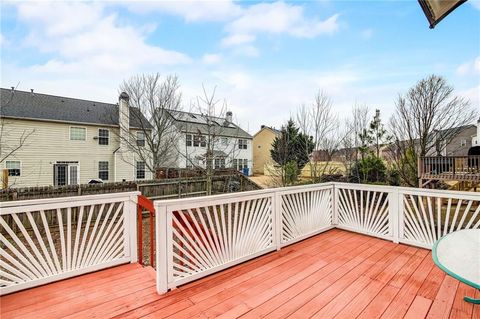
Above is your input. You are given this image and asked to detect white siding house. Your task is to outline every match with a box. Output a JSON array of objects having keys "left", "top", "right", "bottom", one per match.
[
  {"left": 0, "top": 88, "right": 153, "bottom": 188},
  {"left": 167, "top": 110, "right": 253, "bottom": 175}
]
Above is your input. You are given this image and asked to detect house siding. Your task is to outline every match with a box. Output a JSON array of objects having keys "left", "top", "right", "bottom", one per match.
[
  {"left": 253, "top": 128, "right": 279, "bottom": 174},
  {"left": 1, "top": 118, "right": 152, "bottom": 188},
  {"left": 176, "top": 133, "right": 253, "bottom": 175}
]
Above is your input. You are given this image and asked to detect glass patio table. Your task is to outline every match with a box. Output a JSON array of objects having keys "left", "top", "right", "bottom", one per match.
[{"left": 432, "top": 229, "right": 480, "bottom": 304}]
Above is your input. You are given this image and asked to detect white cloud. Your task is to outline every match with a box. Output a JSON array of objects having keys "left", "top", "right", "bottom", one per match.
[
  {"left": 13, "top": 2, "right": 190, "bottom": 75},
  {"left": 470, "top": 0, "right": 480, "bottom": 10},
  {"left": 124, "top": 0, "right": 242, "bottom": 22},
  {"left": 218, "top": 2, "right": 339, "bottom": 56},
  {"left": 221, "top": 34, "right": 256, "bottom": 47},
  {"left": 456, "top": 57, "right": 480, "bottom": 76},
  {"left": 361, "top": 28, "right": 373, "bottom": 40},
  {"left": 202, "top": 53, "right": 222, "bottom": 64}
]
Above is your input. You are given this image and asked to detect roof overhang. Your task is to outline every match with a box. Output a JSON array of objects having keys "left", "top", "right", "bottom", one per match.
[{"left": 418, "top": 0, "right": 467, "bottom": 28}]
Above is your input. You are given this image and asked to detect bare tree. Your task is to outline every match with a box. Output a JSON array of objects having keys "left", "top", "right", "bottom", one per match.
[
  {"left": 118, "top": 73, "right": 182, "bottom": 176},
  {"left": 389, "top": 74, "right": 477, "bottom": 186},
  {"left": 186, "top": 85, "right": 243, "bottom": 195},
  {"left": 339, "top": 104, "right": 370, "bottom": 180},
  {"left": 296, "top": 91, "right": 341, "bottom": 182}
]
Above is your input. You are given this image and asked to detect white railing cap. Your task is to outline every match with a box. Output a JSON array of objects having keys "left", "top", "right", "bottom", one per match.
[{"left": 0, "top": 191, "right": 141, "bottom": 209}]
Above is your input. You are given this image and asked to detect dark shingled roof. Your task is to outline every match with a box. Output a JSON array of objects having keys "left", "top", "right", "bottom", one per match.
[
  {"left": 167, "top": 110, "right": 252, "bottom": 139},
  {"left": 0, "top": 88, "right": 152, "bottom": 129}
]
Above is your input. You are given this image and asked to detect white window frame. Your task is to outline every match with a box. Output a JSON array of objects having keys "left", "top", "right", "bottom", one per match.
[
  {"left": 98, "top": 161, "right": 109, "bottom": 181},
  {"left": 98, "top": 128, "right": 109, "bottom": 145},
  {"left": 136, "top": 161, "right": 146, "bottom": 179},
  {"left": 5, "top": 160, "right": 21, "bottom": 177},
  {"left": 460, "top": 139, "right": 467, "bottom": 147},
  {"left": 69, "top": 126, "right": 87, "bottom": 141},
  {"left": 238, "top": 139, "right": 248, "bottom": 150},
  {"left": 54, "top": 161, "right": 80, "bottom": 186}
]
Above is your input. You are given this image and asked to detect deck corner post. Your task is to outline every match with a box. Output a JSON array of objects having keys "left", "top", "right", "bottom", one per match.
[
  {"left": 331, "top": 183, "right": 339, "bottom": 226},
  {"left": 388, "top": 188, "right": 399, "bottom": 244},
  {"left": 156, "top": 203, "right": 169, "bottom": 294}
]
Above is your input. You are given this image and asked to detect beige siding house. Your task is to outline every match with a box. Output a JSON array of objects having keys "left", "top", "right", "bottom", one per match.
[
  {"left": 0, "top": 88, "right": 153, "bottom": 188},
  {"left": 252, "top": 125, "right": 280, "bottom": 174}
]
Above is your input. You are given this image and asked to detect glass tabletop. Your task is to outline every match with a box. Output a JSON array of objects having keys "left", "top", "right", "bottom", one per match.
[{"left": 432, "top": 229, "right": 480, "bottom": 290}]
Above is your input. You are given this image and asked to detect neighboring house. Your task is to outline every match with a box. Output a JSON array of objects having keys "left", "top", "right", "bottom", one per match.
[
  {"left": 252, "top": 125, "right": 281, "bottom": 175},
  {"left": 425, "top": 124, "right": 477, "bottom": 156},
  {"left": 471, "top": 117, "right": 480, "bottom": 147},
  {"left": 166, "top": 110, "right": 254, "bottom": 175},
  {"left": 0, "top": 88, "right": 153, "bottom": 188}
]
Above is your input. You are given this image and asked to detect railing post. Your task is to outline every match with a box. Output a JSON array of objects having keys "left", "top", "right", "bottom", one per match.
[
  {"left": 332, "top": 183, "right": 338, "bottom": 226},
  {"left": 397, "top": 189, "right": 404, "bottom": 243},
  {"left": 156, "top": 203, "right": 168, "bottom": 294},
  {"left": 127, "top": 195, "right": 138, "bottom": 263},
  {"left": 388, "top": 188, "right": 399, "bottom": 244},
  {"left": 273, "top": 191, "right": 282, "bottom": 250}
]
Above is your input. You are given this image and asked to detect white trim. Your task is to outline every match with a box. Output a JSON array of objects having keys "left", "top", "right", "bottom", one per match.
[
  {"left": 69, "top": 125, "right": 87, "bottom": 141},
  {"left": 1, "top": 115, "right": 150, "bottom": 130},
  {"left": 5, "top": 160, "right": 22, "bottom": 177},
  {"left": 98, "top": 128, "right": 110, "bottom": 145}
]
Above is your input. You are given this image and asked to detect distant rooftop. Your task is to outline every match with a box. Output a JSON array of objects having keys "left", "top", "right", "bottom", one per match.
[
  {"left": 0, "top": 88, "right": 152, "bottom": 129},
  {"left": 167, "top": 109, "right": 252, "bottom": 139}
]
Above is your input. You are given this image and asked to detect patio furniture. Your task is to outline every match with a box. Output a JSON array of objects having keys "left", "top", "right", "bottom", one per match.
[{"left": 432, "top": 229, "right": 480, "bottom": 304}]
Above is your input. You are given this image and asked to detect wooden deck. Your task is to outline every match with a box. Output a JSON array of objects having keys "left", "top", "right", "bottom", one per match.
[{"left": 1, "top": 229, "right": 478, "bottom": 319}]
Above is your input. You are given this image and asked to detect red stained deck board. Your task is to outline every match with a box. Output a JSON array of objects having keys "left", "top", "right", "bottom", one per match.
[
  {"left": 0, "top": 229, "right": 470, "bottom": 319},
  {"left": 404, "top": 296, "right": 433, "bottom": 319}
]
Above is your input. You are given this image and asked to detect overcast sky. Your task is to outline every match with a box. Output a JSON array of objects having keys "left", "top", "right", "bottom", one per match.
[{"left": 1, "top": 1, "right": 479, "bottom": 134}]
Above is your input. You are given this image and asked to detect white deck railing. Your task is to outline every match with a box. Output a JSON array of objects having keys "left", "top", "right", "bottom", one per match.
[
  {"left": 155, "top": 182, "right": 480, "bottom": 293},
  {"left": 0, "top": 192, "right": 139, "bottom": 295}
]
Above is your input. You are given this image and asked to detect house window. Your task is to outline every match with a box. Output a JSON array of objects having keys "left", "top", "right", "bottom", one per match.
[
  {"left": 70, "top": 127, "right": 86, "bottom": 140},
  {"left": 136, "top": 161, "right": 146, "bottom": 179},
  {"left": 98, "top": 129, "right": 109, "bottom": 145},
  {"left": 136, "top": 132, "right": 145, "bottom": 147},
  {"left": 243, "top": 159, "right": 248, "bottom": 169},
  {"left": 186, "top": 134, "right": 192, "bottom": 147},
  {"left": 98, "top": 161, "right": 109, "bottom": 181},
  {"left": 460, "top": 139, "right": 467, "bottom": 147},
  {"left": 238, "top": 139, "right": 248, "bottom": 149},
  {"left": 193, "top": 135, "right": 206, "bottom": 147},
  {"left": 232, "top": 159, "right": 237, "bottom": 169},
  {"left": 6, "top": 161, "right": 20, "bottom": 176},
  {"left": 54, "top": 161, "right": 79, "bottom": 186},
  {"left": 214, "top": 158, "right": 226, "bottom": 169}
]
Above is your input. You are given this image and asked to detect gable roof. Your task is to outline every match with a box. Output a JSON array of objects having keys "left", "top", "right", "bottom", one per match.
[
  {"left": 167, "top": 110, "right": 252, "bottom": 139},
  {"left": 0, "top": 88, "right": 152, "bottom": 129},
  {"left": 253, "top": 125, "right": 281, "bottom": 138}
]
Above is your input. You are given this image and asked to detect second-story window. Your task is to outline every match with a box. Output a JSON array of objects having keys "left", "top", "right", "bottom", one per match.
[
  {"left": 193, "top": 135, "right": 206, "bottom": 147},
  {"left": 186, "top": 134, "right": 192, "bottom": 146},
  {"left": 238, "top": 139, "right": 247, "bottom": 149},
  {"left": 98, "top": 129, "right": 109, "bottom": 145},
  {"left": 460, "top": 139, "right": 467, "bottom": 147},
  {"left": 136, "top": 132, "right": 145, "bottom": 147},
  {"left": 70, "top": 127, "right": 86, "bottom": 140}
]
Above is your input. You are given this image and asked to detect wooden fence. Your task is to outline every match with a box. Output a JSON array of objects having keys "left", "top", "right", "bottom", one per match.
[{"left": 0, "top": 174, "right": 261, "bottom": 202}]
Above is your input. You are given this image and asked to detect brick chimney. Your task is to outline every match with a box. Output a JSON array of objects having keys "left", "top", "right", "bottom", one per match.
[{"left": 119, "top": 92, "right": 130, "bottom": 150}]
